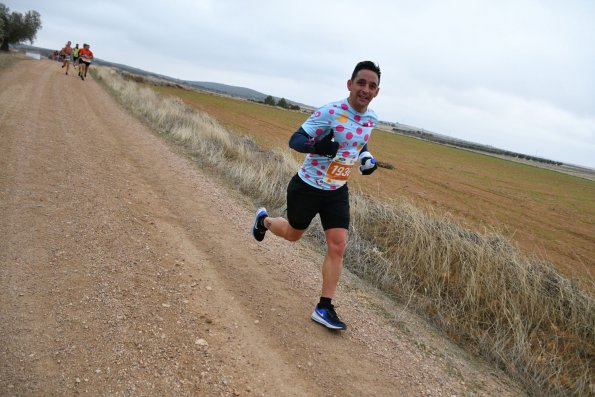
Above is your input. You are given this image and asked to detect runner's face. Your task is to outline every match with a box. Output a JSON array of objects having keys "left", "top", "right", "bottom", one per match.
[{"left": 347, "top": 69, "right": 380, "bottom": 113}]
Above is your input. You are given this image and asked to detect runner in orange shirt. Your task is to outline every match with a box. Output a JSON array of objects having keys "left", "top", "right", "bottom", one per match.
[
  {"left": 77, "top": 43, "right": 94, "bottom": 81},
  {"left": 60, "top": 41, "right": 73, "bottom": 75}
]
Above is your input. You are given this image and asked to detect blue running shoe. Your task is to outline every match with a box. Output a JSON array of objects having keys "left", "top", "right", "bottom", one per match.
[
  {"left": 252, "top": 207, "right": 268, "bottom": 242},
  {"left": 311, "top": 304, "right": 347, "bottom": 330}
]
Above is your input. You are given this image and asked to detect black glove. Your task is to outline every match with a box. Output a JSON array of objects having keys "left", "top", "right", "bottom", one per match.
[{"left": 313, "top": 129, "right": 339, "bottom": 158}]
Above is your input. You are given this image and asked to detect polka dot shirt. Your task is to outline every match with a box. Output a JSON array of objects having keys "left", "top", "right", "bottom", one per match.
[{"left": 298, "top": 99, "right": 377, "bottom": 190}]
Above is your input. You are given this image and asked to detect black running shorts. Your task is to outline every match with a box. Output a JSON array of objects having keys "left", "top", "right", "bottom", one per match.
[{"left": 286, "top": 174, "right": 350, "bottom": 230}]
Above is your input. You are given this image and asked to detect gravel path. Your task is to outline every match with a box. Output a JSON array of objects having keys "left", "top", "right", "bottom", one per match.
[{"left": 0, "top": 59, "right": 524, "bottom": 396}]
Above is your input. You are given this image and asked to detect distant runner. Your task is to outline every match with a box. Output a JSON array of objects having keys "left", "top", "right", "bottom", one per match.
[
  {"left": 60, "top": 41, "right": 73, "bottom": 75},
  {"left": 72, "top": 44, "right": 80, "bottom": 66},
  {"left": 78, "top": 43, "right": 94, "bottom": 81},
  {"left": 252, "top": 61, "right": 381, "bottom": 331}
]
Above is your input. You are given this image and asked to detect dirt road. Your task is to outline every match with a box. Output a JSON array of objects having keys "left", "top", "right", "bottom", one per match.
[{"left": 0, "top": 59, "right": 523, "bottom": 396}]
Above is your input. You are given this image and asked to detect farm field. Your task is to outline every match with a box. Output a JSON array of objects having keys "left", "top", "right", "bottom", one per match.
[{"left": 155, "top": 86, "right": 595, "bottom": 284}]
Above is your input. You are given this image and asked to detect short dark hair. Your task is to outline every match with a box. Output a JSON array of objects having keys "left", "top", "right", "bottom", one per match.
[{"left": 351, "top": 61, "right": 381, "bottom": 84}]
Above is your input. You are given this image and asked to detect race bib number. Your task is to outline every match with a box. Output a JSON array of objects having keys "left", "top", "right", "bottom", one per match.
[
  {"left": 326, "top": 161, "right": 353, "bottom": 181},
  {"left": 324, "top": 157, "right": 356, "bottom": 185}
]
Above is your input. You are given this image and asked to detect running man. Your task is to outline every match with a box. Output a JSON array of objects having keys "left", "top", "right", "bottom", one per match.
[
  {"left": 72, "top": 44, "right": 80, "bottom": 66},
  {"left": 60, "top": 41, "right": 73, "bottom": 75},
  {"left": 252, "top": 61, "right": 381, "bottom": 331},
  {"left": 78, "top": 43, "right": 94, "bottom": 80}
]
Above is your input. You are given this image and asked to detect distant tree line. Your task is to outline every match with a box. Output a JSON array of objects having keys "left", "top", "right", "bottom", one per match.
[
  {"left": 254, "top": 95, "right": 300, "bottom": 111},
  {"left": 393, "top": 127, "right": 564, "bottom": 166},
  {"left": 0, "top": 3, "right": 41, "bottom": 52}
]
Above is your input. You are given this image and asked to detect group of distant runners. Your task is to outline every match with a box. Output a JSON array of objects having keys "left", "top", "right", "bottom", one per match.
[{"left": 59, "top": 40, "right": 94, "bottom": 80}]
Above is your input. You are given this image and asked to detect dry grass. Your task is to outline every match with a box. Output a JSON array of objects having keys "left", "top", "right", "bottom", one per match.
[
  {"left": 347, "top": 195, "right": 594, "bottom": 396},
  {"left": 0, "top": 50, "right": 27, "bottom": 70},
  {"left": 92, "top": 67, "right": 594, "bottom": 397}
]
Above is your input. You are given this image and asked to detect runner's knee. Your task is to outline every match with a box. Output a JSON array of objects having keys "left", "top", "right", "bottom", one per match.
[{"left": 326, "top": 237, "right": 347, "bottom": 256}]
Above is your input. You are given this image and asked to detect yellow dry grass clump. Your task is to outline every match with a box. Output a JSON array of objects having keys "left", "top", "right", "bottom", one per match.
[{"left": 92, "top": 67, "right": 594, "bottom": 397}]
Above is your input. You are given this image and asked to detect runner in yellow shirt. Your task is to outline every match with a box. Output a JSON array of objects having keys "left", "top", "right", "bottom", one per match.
[{"left": 72, "top": 44, "right": 80, "bottom": 67}]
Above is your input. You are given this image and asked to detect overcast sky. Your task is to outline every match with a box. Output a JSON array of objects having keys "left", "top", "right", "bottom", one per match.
[{"left": 6, "top": 0, "right": 595, "bottom": 168}]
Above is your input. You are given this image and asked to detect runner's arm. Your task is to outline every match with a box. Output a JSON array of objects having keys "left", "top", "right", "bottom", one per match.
[
  {"left": 291, "top": 129, "right": 371, "bottom": 156},
  {"left": 288, "top": 127, "right": 316, "bottom": 153},
  {"left": 289, "top": 127, "right": 339, "bottom": 158}
]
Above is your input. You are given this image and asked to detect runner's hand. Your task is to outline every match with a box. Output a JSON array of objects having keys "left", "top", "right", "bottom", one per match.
[
  {"left": 313, "top": 130, "right": 339, "bottom": 158},
  {"left": 359, "top": 156, "right": 378, "bottom": 175}
]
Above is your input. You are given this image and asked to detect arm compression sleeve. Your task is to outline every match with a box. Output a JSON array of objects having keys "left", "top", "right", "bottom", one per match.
[{"left": 288, "top": 127, "right": 315, "bottom": 153}]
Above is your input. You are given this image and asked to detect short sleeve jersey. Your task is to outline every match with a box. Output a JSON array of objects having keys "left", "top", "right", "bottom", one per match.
[
  {"left": 79, "top": 48, "right": 93, "bottom": 61},
  {"left": 298, "top": 99, "right": 377, "bottom": 190}
]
